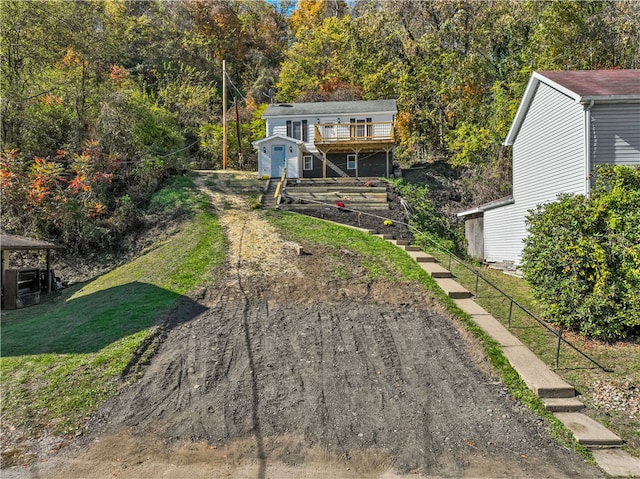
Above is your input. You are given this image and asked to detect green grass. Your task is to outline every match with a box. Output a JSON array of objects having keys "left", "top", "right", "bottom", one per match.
[{"left": 0, "top": 175, "right": 227, "bottom": 435}]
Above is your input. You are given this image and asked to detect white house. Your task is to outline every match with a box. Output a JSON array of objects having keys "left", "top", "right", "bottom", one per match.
[
  {"left": 253, "top": 100, "right": 397, "bottom": 179},
  {"left": 459, "top": 69, "right": 640, "bottom": 268}
]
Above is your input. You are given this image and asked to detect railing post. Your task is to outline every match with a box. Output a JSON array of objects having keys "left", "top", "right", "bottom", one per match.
[
  {"left": 555, "top": 327, "right": 563, "bottom": 370},
  {"left": 508, "top": 299, "right": 513, "bottom": 328},
  {"left": 448, "top": 252, "right": 452, "bottom": 271},
  {"left": 475, "top": 270, "right": 479, "bottom": 297}
]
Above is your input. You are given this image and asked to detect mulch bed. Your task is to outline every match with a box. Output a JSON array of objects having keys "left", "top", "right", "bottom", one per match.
[{"left": 281, "top": 184, "right": 415, "bottom": 242}]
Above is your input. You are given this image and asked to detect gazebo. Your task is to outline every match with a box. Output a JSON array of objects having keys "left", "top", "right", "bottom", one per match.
[{"left": 1, "top": 231, "right": 63, "bottom": 309}]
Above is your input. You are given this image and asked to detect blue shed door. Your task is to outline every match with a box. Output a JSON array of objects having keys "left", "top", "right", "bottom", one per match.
[{"left": 271, "top": 145, "right": 286, "bottom": 177}]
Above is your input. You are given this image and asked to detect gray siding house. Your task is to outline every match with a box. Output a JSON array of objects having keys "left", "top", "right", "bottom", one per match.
[
  {"left": 459, "top": 69, "right": 640, "bottom": 268},
  {"left": 253, "top": 100, "right": 397, "bottom": 178}
]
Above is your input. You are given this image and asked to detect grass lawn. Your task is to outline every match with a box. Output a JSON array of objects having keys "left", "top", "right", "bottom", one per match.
[{"left": 0, "top": 175, "right": 226, "bottom": 436}]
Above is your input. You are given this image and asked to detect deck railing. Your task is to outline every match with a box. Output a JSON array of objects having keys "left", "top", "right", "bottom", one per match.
[{"left": 314, "top": 121, "right": 394, "bottom": 143}]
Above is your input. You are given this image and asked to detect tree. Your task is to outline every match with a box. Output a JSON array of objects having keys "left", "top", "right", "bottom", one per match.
[{"left": 276, "top": 15, "right": 359, "bottom": 101}]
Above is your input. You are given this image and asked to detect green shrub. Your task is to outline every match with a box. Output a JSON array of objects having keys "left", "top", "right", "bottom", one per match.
[
  {"left": 521, "top": 165, "right": 640, "bottom": 342},
  {"left": 391, "top": 179, "right": 461, "bottom": 253}
]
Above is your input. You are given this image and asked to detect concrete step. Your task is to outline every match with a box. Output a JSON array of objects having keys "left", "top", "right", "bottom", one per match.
[
  {"left": 375, "top": 233, "right": 394, "bottom": 240},
  {"left": 590, "top": 448, "right": 640, "bottom": 477},
  {"left": 404, "top": 245, "right": 421, "bottom": 252},
  {"left": 554, "top": 413, "right": 624, "bottom": 447},
  {"left": 544, "top": 397, "right": 585, "bottom": 412},
  {"left": 395, "top": 239, "right": 411, "bottom": 246},
  {"left": 419, "top": 262, "right": 453, "bottom": 278},
  {"left": 433, "top": 278, "right": 472, "bottom": 299},
  {"left": 502, "top": 345, "right": 576, "bottom": 398},
  {"left": 405, "top": 250, "right": 435, "bottom": 263}
]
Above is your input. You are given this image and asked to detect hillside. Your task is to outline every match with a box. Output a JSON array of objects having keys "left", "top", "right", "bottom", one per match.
[{"left": 1, "top": 171, "right": 605, "bottom": 479}]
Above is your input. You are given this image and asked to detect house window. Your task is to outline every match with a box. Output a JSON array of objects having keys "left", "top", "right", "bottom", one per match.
[
  {"left": 303, "top": 155, "right": 313, "bottom": 170},
  {"left": 286, "top": 120, "right": 308, "bottom": 142},
  {"left": 347, "top": 154, "right": 356, "bottom": 170}
]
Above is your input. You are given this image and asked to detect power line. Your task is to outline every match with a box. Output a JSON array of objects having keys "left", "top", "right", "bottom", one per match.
[
  {"left": 224, "top": 71, "right": 246, "bottom": 102},
  {"left": 157, "top": 140, "right": 199, "bottom": 158}
]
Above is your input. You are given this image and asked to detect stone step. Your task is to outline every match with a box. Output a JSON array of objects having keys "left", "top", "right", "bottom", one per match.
[
  {"left": 395, "top": 239, "right": 411, "bottom": 246},
  {"left": 554, "top": 413, "right": 624, "bottom": 447},
  {"left": 544, "top": 397, "right": 585, "bottom": 412},
  {"left": 404, "top": 245, "right": 421, "bottom": 252},
  {"left": 419, "top": 262, "right": 453, "bottom": 278},
  {"left": 433, "top": 278, "right": 472, "bottom": 299}
]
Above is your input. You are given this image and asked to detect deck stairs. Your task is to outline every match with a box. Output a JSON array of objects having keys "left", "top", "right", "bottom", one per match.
[{"left": 325, "top": 158, "right": 350, "bottom": 177}]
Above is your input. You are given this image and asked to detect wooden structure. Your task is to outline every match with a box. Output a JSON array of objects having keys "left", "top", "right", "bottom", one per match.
[{"left": 1, "top": 231, "right": 63, "bottom": 309}]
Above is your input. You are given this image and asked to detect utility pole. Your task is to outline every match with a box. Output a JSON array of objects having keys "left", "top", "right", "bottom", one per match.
[{"left": 222, "top": 60, "right": 227, "bottom": 170}]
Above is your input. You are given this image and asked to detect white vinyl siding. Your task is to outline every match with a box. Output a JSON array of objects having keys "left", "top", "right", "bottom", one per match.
[
  {"left": 484, "top": 203, "right": 524, "bottom": 265},
  {"left": 590, "top": 103, "right": 640, "bottom": 170},
  {"left": 484, "top": 82, "right": 587, "bottom": 265},
  {"left": 255, "top": 137, "right": 301, "bottom": 178}
]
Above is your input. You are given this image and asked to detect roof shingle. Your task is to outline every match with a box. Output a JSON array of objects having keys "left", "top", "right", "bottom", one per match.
[{"left": 539, "top": 70, "right": 640, "bottom": 98}]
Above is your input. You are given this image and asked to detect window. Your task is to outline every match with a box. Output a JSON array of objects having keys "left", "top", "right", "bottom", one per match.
[
  {"left": 286, "top": 120, "right": 308, "bottom": 141},
  {"left": 303, "top": 155, "right": 313, "bottom": 170},
  {"left": 347, "top": 154, "right": 356, "bottom": 170}
]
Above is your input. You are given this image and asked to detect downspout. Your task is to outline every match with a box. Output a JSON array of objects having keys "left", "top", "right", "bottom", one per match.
[{"left": 585, "top": 100, "right": 595, "bottom": 196}]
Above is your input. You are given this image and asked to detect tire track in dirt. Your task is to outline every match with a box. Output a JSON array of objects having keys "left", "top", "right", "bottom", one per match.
[{"left": 9, "top": 171, "right": 606, "bottom": 479}]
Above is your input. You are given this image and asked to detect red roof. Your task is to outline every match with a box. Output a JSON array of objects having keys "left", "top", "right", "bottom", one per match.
[{"left": 539, "top": 70, "right": 640, "bottom": 98}]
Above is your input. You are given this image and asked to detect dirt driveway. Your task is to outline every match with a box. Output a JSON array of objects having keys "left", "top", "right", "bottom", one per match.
[{"left": 6, "top": 171, "right": 605, "bottom": 479}]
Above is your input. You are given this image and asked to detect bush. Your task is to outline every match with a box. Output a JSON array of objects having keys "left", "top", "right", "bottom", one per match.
[
  {"left": 521, "top": 165, "right": 640, "bottom": 342},
  {"left": 391, "top": 179, "right": 462, "bottom": 253}
]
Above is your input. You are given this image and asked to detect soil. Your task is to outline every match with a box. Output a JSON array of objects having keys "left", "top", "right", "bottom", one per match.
[
  {"left": 280, "top": 181, "right": 415, "bottom": 243},
  {"left": 1, "top": 171, "right": 605, "bottom": 479}
]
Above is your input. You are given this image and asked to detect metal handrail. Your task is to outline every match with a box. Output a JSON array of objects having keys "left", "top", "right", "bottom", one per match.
[{"left": 416, "top": 233, "right": 612, "bottom": 372}]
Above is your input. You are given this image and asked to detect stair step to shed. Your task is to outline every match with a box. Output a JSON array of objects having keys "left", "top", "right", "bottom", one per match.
[
  {"left": 434, "top": 278, "right": 472, "bottom": 299},
  {"left": 590, "top": 448, "right": 640, "bottom": 477},
  {"left": 554, "top": 413, "right": 624, "bottom": 447},
  {"left": 419, "top": 262, "right": 453, "bottom": 278},
  {"left": 405, "top": 250, "right": 435, "bottom": 263},
  {"left": 544, "top": 397, "right": 585, "bottom": 412},
  {"left": 416, "top": 255, "right": 436, "bottom": 263}
]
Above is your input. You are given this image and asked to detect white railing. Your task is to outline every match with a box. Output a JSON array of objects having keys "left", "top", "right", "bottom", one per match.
[{"left": 314, "top": 122, "right": 394, "bottom": 143}]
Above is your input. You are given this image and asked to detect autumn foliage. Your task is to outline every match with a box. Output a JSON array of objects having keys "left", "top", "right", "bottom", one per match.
[{"left": 1, "top": 143, "right": 122, "bottom": 254}]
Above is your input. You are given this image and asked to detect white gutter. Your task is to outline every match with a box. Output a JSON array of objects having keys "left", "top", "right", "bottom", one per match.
[{"left": 584, "top": 100, "right": 595, "bottom": 196}]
